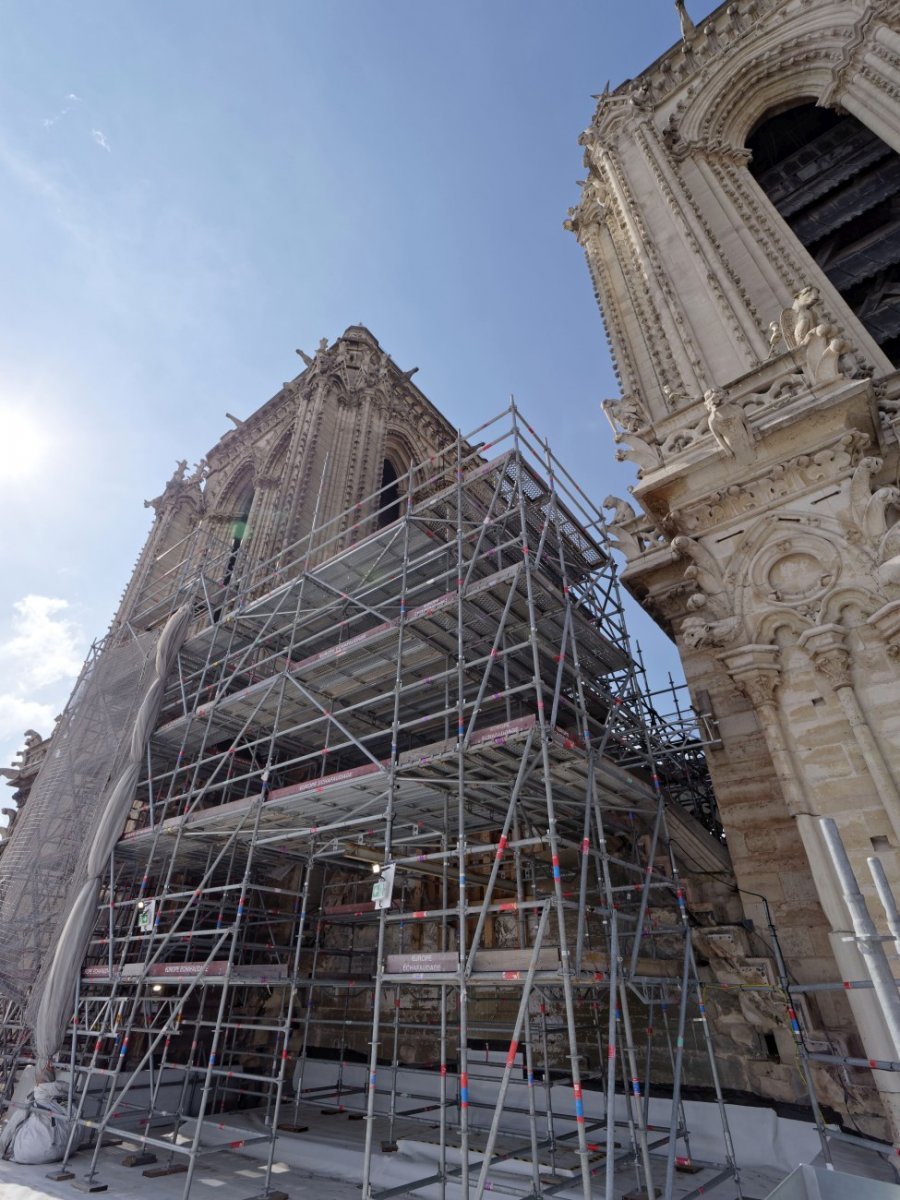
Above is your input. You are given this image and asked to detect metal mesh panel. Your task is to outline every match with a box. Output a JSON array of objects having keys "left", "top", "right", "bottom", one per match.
[{"left": 0, "top": 631, "right": 157, "bottom": 1008}]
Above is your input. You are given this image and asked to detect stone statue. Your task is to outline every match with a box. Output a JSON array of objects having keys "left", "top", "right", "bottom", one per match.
[
  {"left": 602, "top": 496, "right": 642, "bottom": 559},
  {"left": 781, "top": 286, "right": 820, "bottom": 348},
  {"left": 629, "top": 78, "right": 652, "bottom": 109},
  {"left": 849, "top": 456, "right": 886, "bottom": 535},
  {"left": 704, "top": 389, "right": 754, "bottom": 460},
  {"left": 145, "top": 459, "right": 189, "bottom": 511},
  {"left": 662, "top": 385, "right": 694, "bottom": 410},
  {"left": 296, "top": 347, "right": 315, "bottom": 367},
  {"left": 848, "top": 457, "right": 900, "bottom": 591},
  {"left": 767, "top": 322, "right": 783, "bottom": 357},
  {"left": 602, "top": 395, "right": 661, "bottom": 476},
  {"left": 672, "top": 535, "right": 743, "bottom": 648},
  {"left": 778, "top": 286, "right": 849, "bottom": 385},
  {"left": 675, "top": 0, "right": 695, "bottom": 42},
  {"left": 615, "top": 436, "right": 661, "bottom": 476},
  {"left": 602, "top": 395, "right": 651, "bottom": 438},
  {"left": 188, "top": 458, "right": 209, "bottom": 484}
]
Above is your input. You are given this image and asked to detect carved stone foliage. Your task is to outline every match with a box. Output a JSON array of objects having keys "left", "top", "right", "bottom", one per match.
[
  {"left": 799, "top": 624, "right": 853, "bottom": 692},
  {"left": 720, "top": 643, "right": 783, "bottom": 711},
  {"left": 675, "top": 431, "right": 870, "bottom": 533}
]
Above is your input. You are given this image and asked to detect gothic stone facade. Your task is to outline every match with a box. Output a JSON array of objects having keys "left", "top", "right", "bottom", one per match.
[
  {"left": 115, "top": 326, "right": 456, "bottom": 637},
  {"left": 569, "top": 0, "right": 900, "bottom": 1141}
]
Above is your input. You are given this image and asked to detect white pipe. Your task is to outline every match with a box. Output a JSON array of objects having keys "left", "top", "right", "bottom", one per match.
[
  {"left": 820, "top": 819, "right": 900, "bottom": 1059},
  {"left": 868, "top": 856, "right": 900, "bottom": 960}
]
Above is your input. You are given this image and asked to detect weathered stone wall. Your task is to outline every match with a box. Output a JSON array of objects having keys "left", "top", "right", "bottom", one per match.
[{"left": 570, "top": 0, "right": 900, "bottom": 1142}]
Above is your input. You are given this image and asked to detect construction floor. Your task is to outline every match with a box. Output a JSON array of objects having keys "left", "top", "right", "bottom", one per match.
[{"left": 0, "top": 1106, "right": 800, "bottom": 1200}]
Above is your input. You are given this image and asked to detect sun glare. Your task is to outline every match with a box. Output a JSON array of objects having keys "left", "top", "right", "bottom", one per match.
[{"left": 0, "top": 404, "right": 51, "bottom": 483}]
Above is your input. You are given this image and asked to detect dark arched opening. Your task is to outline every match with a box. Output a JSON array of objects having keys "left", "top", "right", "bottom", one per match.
[
  {"left": 217, "top": 486, "right": 255, "bottom": 617},
  {"left": 377, "top": 459, "right": 402, "bottom": 528},
  {"left": 747, "top": 103, "right": 900, "bottom": 365}
]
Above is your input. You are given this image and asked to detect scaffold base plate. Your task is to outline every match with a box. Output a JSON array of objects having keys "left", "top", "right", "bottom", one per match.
[
  {"left": 143, "top": 1163, "right": 188, "bottom": 1177},
  {"left": 45, "top": 1170, "right": 74, "bottom": 1181},
  {"left": 71, "top": 1181, "right": 108, "bottom": 1193}
]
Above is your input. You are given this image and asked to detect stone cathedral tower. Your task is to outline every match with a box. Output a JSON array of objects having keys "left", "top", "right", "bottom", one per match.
[
  {"left": 569, "top": 0, "right": 900, "bottom": 1141},
  {"left": 115, "top": 327, "right": 454, "bottom": 636}
]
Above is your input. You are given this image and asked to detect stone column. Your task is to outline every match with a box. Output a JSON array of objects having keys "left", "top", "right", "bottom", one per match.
[
  {"left": 799, "top": 624, "right": 900, "bottom": 846},
  {"left": 721, "top": 642, "right": 900, "bottom": 1144},
  {"left": 869, "top": 599, "right": 900, "bottom": 660},
  {"left": 718, "top": 645, "right": 805, "bottom": 817}
]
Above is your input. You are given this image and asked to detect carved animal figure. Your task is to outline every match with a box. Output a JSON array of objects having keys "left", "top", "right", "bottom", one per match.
[
  {"left": 675, "top": 0, "right": 695, "bottom": 41},
  {"left": 671, "top": 536, "right": 744, "bottom": 649},
  {"left": 704, "top": 389, "right": 754, "bottom": 460},
  {"left": 615, "top": 437, "right": 661, "bottom": 476},
  {"left": 601, "top": 395, "right": 650, "bottom": 437},
  {"left": 778, "top": 286, "right": 849, "bottom": 385},
  {"left": 671, "top": 535, "right": 730, "bottom": 616},
  {"left": 602, "top": 496, "right": 641, "bottom": 559},
  {"left": 780, "top": 287, "right": 820, "bottom": 349}
]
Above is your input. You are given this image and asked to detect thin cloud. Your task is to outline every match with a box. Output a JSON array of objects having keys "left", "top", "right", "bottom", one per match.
[
  {"left": 0, "top": 595, "right": 84, "bottom": 691},
  {"left": 91, "top": 129, "right": 111, "bottom": 153},
  {"left": 42, "top": 93, "right": 81, "bottom": 129},
  {"left": 0, "top": 595, "right": 85, "bottom": 774},
  {"left": 0, "top": 695, "right": 56, "bottom": 749}
]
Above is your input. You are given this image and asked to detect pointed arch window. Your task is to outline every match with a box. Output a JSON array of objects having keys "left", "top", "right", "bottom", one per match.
[
  {"left": 747, "top": 102, "right": 900, "bottom": 365},
  {"left": 221, "top": 481, "right": 255, "bottom": 592},
  {"left": 377, "top": 458, "right": 402, "bottom": 529}
]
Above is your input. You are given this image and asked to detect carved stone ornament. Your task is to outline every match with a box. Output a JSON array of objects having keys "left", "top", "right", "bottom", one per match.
[
  {"left": 778, "top": 286, "right": 851, "bottom": 387},
  {"left": 847, "top": 456, "right": 900, "bottom": 592},
  {"left": 602, "top": 496, "right": 667, "bottom": 561},
  {"left": 704, "top": 388, "right": 755, "bottom": 461},
  {"left": 671, "top": 535, "right": 744, "bottom": 649},
  {"left": 798, "top": 624, "right": 853, "bottom": 692},
  {"left": 144, "top": 458, "right": 202, "bottom": 512},
  {"left": 675, "top": 431, "right": 870, "bottom": 534},
  {"left": 868, "top": 599, "right": 900, "bottom": 659},
  {"left": 602, "top": 495, "right": 640, "bottom": 558},
  {"left": 719, "top": 644, "right": 782, "bottom": 711},
  {"left": 748, "top": 531, "right": 842, "bottom": 613},
  {"left": 601, "top": 396, "right": 662, "bottom": 477}
]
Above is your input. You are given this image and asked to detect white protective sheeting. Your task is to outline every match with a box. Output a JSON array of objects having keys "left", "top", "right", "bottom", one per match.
[{"left": 0, "top": 1083, "right": 83, "bottom": 1165}]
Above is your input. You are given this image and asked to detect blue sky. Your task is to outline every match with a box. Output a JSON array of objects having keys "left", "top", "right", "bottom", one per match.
[{"left": 0, "top": 0, "right": 719, "bottom": 773}]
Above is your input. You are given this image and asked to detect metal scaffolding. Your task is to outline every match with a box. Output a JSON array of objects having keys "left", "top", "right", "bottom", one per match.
[{"left": 5, "top": 406, "right": 746, "bottom": 1198}]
